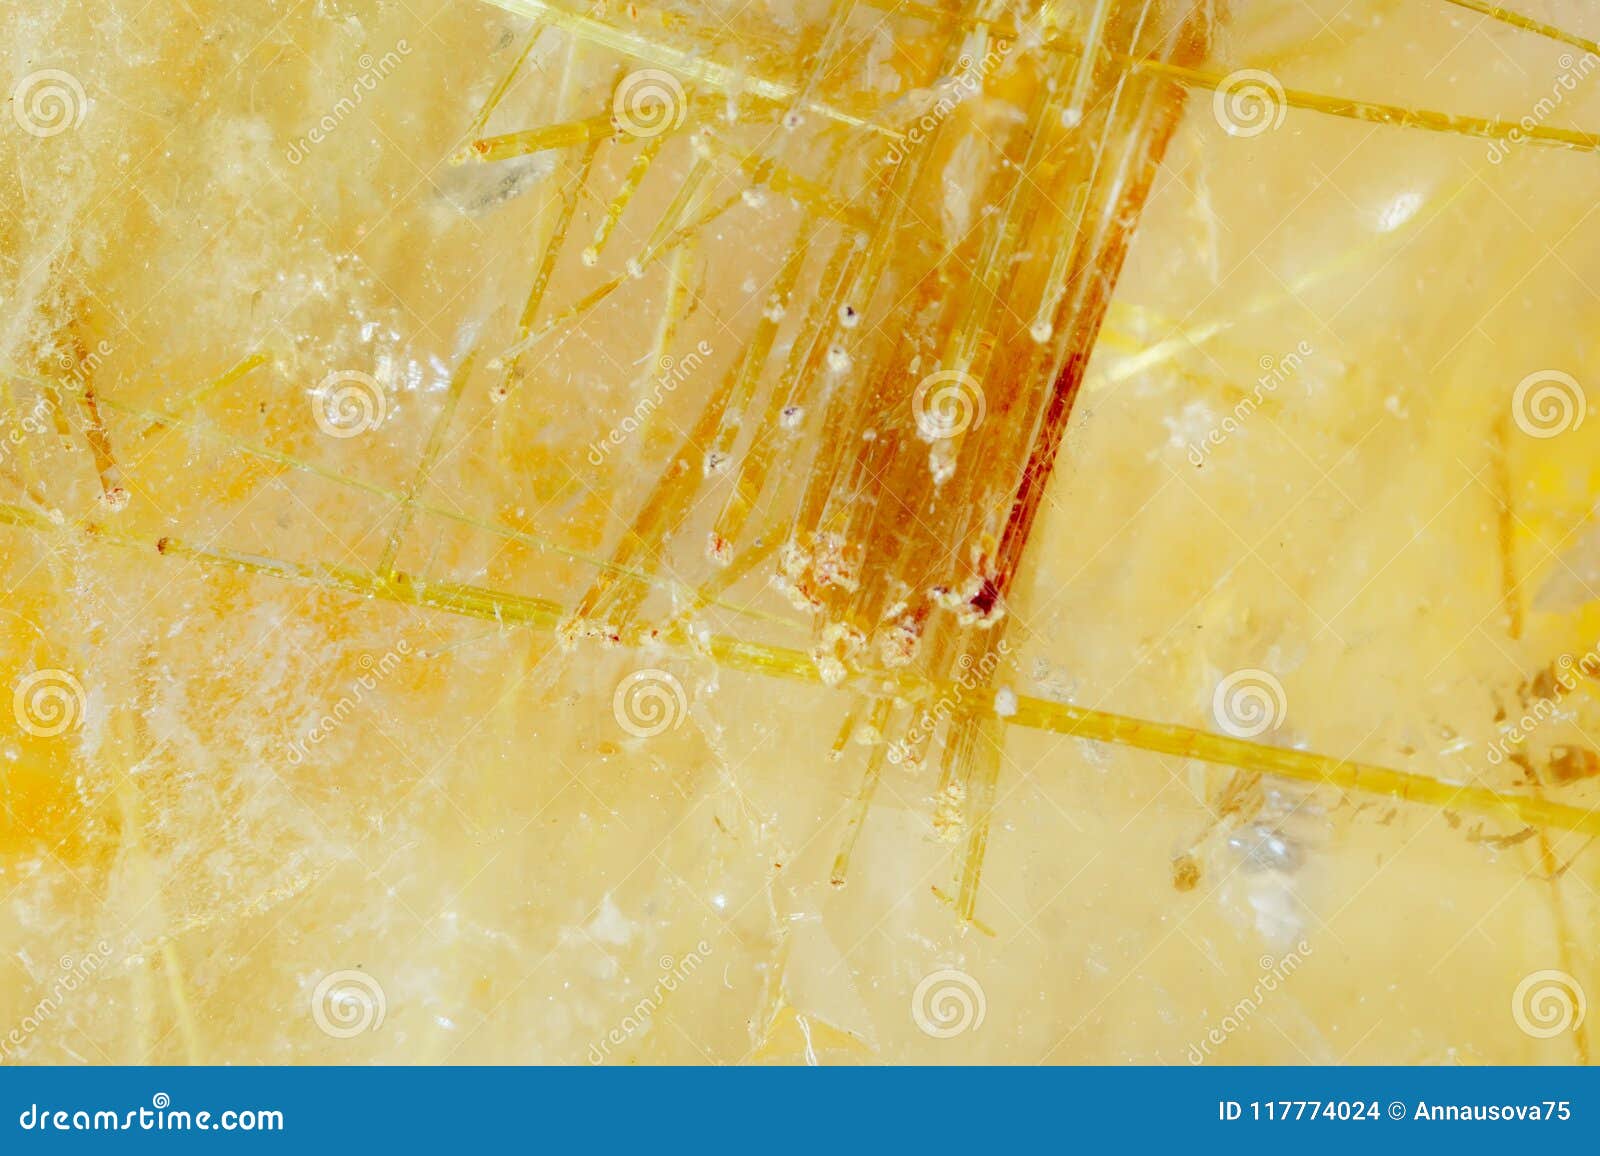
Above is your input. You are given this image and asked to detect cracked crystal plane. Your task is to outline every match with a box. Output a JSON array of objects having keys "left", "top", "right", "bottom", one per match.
[{"left": 1, "top": 0, "right": 1599, "bottom": 1064}]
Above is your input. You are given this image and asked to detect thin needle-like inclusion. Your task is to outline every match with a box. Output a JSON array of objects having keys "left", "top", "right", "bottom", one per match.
[
  {"left": 0, "top": 496, "right": 1593, "bottom": 841},
  {"left": 480, "top": 0, "right": 902, "bottom": 136},
  {"left": 455, "top": 0, "right": 1600, "bottom": 913},
  {"left": 15, "top": 0, "right": 1593, "bottom": 936}
]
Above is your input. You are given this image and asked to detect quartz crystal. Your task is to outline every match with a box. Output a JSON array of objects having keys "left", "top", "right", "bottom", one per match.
[{"left": 2, "top": 0, "right": 1599, "bottom": 1064}]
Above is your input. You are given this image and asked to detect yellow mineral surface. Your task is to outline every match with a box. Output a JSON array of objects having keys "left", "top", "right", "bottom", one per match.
[{"left": 2, "top": 0, "right": 1599, "bottom": 1064}]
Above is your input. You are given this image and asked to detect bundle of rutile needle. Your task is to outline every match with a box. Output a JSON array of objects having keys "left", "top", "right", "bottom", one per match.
[{"left": 469, "top": 0, "right": 1210, "bottom": 908}]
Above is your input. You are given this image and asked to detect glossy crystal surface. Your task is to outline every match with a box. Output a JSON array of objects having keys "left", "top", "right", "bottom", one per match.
[{"left": 2, "top": 0, "right": 1599, "bottom": 1064}]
